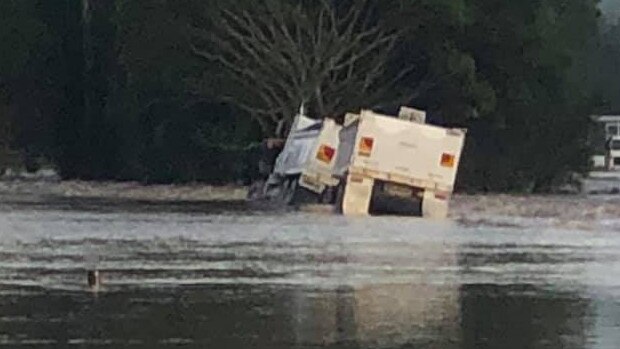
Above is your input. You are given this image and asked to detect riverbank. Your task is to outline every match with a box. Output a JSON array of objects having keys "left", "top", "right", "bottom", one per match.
[
  {"left": 0, "top": 180, "right": 248, "bottom": 202},
  {"left": 1, "top": 180, "right": 619, "bottom": 230}
]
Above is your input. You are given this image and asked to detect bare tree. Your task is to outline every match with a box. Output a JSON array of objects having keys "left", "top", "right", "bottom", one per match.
[{"left": 190, "top": 0, "right": 413, "bottom": 136}]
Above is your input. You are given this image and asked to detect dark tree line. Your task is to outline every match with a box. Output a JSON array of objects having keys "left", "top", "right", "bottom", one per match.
[{"left": 0, "top": 0, "right": 616, "bottom": 191}]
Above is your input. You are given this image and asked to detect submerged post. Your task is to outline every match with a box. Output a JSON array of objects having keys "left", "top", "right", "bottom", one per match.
[{"left": 87, "top": 269, "right": 100, "bottom": 291}]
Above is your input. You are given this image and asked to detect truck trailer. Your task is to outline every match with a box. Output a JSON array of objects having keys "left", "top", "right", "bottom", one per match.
[{"left": 260, "top": 107, "right": 466, "bottom": 218}]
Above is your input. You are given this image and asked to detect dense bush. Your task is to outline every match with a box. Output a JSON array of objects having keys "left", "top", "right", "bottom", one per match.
[{"left": 0, "top": 0, "right": 616, "bottom": 191}]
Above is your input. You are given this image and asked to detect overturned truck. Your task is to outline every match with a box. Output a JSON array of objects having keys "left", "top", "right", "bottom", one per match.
[{"left": 256, "top": 107, "right": 466, "bottom": 218}]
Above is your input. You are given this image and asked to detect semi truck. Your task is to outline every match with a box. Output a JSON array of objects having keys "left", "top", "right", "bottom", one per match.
[{"left": 259, "top": 107, "right": 466, "bottom": 218}]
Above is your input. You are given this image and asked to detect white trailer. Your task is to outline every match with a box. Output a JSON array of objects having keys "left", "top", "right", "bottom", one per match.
[
  {"left": 341, "top": 110, "right": 466, "bottom": 218},
  {"left": 264, "top": 107, "right": 466, "bottom": 218}
]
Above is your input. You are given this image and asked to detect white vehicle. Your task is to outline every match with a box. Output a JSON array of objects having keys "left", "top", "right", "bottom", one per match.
[
  {"left": 266, "top": 106, "right": 466, "bottom": 218},
  {"left": 339, "top": 110, "right": 466, "bottom": 218}
]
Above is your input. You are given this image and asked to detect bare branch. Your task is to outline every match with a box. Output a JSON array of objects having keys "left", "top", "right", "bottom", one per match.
[{"left": 190, "top": 0, "right": 414, "bottom": 134}]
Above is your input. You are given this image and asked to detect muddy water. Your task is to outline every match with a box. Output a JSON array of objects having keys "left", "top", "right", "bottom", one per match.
[{"left": 0, "top": 198, "right": 619, "bottom": 348}]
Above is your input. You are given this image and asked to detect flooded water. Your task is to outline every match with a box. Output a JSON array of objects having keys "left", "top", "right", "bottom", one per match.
[{"left": 1, "top": 198, "right": 620, "bottom": 348}]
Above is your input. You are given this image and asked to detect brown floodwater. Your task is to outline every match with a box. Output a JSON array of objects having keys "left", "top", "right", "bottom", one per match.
[{"left": 0, "top": 197, "right": 619, "bottom": 348}]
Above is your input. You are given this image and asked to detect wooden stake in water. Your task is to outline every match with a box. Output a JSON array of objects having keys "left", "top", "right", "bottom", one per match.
[
  {"left": 85, "top": 251, "right": 101, "bottom": 292},
  {"left": 87, "top": 269, "right": 100, "bottom": 291}
]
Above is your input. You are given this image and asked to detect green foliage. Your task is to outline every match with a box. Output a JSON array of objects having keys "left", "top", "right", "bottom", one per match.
[
  {"left": 189, "top": 0, "right": 415, "bottom": 136},
  {"left": 591, "top": 23, "right": 620, "bottom": 112},
  {"left": 453, "top": 0, "right": 600, "bottom": 191},
  {"left": 0, "top": 103, "right": 14, "bottom": 168},
  {"left": 101, "top": 0, "right": 262, "bottom": 182},
  {"left": 0, "top": 0, "right": 611, "bottom": 191},
  {"left": 0, "top": 0, "right": 61, "bottom": 169},
  {"left": 0, "top": 1, "right": 51, "bottom": 77}
]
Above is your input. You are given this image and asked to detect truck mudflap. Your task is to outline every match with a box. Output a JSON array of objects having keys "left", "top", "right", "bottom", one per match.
[{"left": 298, "top": 174, "right": 328, "bottom": 194}]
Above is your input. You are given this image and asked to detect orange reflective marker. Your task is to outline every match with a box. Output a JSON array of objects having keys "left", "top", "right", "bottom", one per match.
[
  {"left": 358, "top": 137, "right": 374, "bottom": 157},
  {"left": 317, "top": 145, "right": 336, "bottom": 164},
  {"left": 440, "top": 153, "right": 455, "bottom": 168}
]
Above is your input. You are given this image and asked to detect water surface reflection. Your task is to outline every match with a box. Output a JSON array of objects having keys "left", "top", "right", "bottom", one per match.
[{"left": 0, "top": 201, "right": 618, "bottom": 348}]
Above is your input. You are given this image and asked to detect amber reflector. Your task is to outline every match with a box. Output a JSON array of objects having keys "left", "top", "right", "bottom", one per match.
[
  {"left": 441, "top": 153, "right": 455, "bottom": 168},
  {"left": 358, "top": 137, "right": 374, "bottom": 156},
  {"left": 317, "top": 145, "right": 336, "bottom": 163}
]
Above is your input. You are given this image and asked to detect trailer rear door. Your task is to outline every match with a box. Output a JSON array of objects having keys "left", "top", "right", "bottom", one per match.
[{"left": 350, "top": 110, "right": 465, "bottom": 190}]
